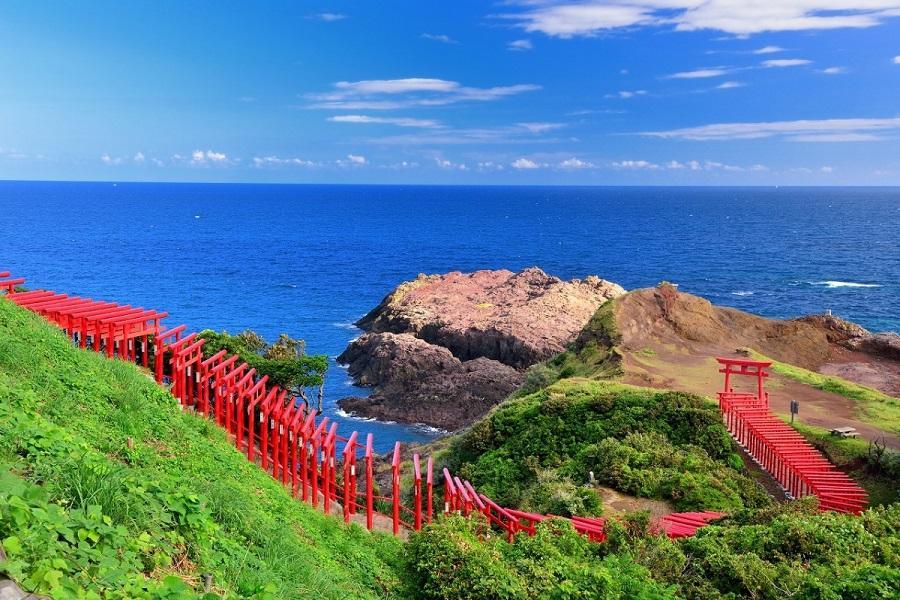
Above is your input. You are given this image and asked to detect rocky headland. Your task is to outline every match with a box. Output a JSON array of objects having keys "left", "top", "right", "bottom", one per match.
[{"left": 337, "top": 268, "right": 625, "bottom": 429}]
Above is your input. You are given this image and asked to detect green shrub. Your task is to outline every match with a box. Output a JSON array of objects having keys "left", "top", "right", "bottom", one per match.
[
  {"left": 406, "top": 516, "right": 677, "bottom": 600},
  {"left": 448, "top": 381, "right": 765, "bottom": 513}
]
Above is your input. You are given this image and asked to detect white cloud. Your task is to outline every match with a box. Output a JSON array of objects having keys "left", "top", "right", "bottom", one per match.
[
  {"left": 666, "top": 68, "right": 730, "bottom": 79},
  {"left": 517, "top": 122, "right": 564, "bottom": 133},
  {"left": 819, "top": 66, "right": 847, "bottom": 74},
  {"left": 252, "top": 156, "right": 317, "bottom": 168},
  {"left": 328, "top": 114, "right": 442, "bottom": 128},
  {"left": 511, "top": 157, "right": 540, "bottom": 169},
  {"left": 761, "top": 58, "right": 812, "bottom": 68},
  {"left": 643, "top": 116, "right": 900, "bottom": 141},
  {"left": 753, "top": 45, "right": 784, "bottom": 54},
  {"left": 133, "top": 152, "right": 145, "bottom": 164},
  {"left": 893, "top": 55, "right": 900, "bottom": 64},
  {"left": 613, "top": 160, "right": 659, "bottom": 170},
  {"left": 188, "top": 149, "right": 232, "bottom": 165},
  {"left": 435, "top": 157, "right": 469, "bottom": 170},
  {"left": 821, "top": 165, "right": 834, "bottom": 173},
  {"left": 508, "top": 39, "right": 533, "bottom": 51},
  {"left": 501, "top": 2, "right": 900, "bottom": 36},
  {"left": 421, "top": 33, "right": 458, "bottom": 44},
  {"left": 308, "top": 13, "right": 346, "bottom": 22},
  {"left": 306, "top": 78, "right": 540, "bottom": 110},
  {"left": 716, "top": 81, "right": 745, "bottom": 89},
  {"left": 100, "top": 153, "right": 122, "bottom": 165},
  {"left": 347, "top": 154, "right": 367, "bottom": 165},
  {"left": 559, "top": 157, "right": 594, "bottom": 169},
  {"left": 606, "top": 90, "right": 647, "bottom": 99}
]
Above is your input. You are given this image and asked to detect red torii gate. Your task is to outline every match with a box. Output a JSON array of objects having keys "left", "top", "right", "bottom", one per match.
[{"left": 717, "top": 356, "right": 771, "bottom": 404}]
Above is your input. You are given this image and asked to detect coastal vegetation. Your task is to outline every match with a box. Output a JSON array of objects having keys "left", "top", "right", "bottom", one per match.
[
  {"left": 446, "top": 379, "right": 769, "bottom": 516},
  {"left": 0, "top": 299, "right": 402, "bottom": 599},
  {"left": 197, "top": 330, "right": 328, "bottom": 410},
  {"left": 406, "top": 500, "right": 900, "bottom": 599}
]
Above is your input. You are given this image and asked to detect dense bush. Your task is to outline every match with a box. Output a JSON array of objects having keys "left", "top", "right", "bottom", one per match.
[
  {"left": 407, "top": 504, "right": 900, "bottom": 600},
  {"left": 405, "top": 515, "right": 676, "bottom": 600},
  {"left": 576, "top": 432, "right": 769, "bottom": 511},
  {"left": 450, "top": 380, "right": 762, "bottom": 512}
]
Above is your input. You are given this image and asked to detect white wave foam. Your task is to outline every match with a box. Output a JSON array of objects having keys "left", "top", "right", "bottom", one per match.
[
  {"left": 731, "top": 290, "right": 754, "bottom": 296},
  {"left": 332, "top": 321, "right": 359, "bottom": 330},
  {"left": 811, "top": 281, "right": 881, "bottom": 289}
]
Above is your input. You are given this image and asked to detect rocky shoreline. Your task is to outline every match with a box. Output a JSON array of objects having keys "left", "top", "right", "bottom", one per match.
[{"left": 337, "top": 268, "right": 624, "bottom": 430}]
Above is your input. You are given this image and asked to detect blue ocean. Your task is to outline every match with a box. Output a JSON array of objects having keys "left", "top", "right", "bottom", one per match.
[{"left": 2, "top": 182, "right": 898, "bottom": 451}]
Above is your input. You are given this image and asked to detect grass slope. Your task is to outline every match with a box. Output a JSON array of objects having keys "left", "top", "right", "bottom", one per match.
[{"left": 0, "top": 298, "right": 402, "bottom": 599}]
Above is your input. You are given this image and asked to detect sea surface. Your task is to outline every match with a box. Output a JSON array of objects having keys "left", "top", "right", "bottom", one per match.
[{"left": 2, "top": 182, "right": 898, "bottom": 451}]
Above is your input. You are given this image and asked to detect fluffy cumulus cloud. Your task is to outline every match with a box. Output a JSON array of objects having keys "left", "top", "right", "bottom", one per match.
[
  {"left": 643, "top": 116, "right": 900, "bottom": 142},
  {"left": 894, "top": 56, "right": 900, "bottom": 64},
  {"left": 559, "top": 157, "right": 594, "bottom": 169},
  {"left": 346, "top": 154, "right": 367, "bottom": 165},
  {"left": 328, "top": 114, "right": 442, "bottom": 128},
  {"left": 501, "top": 1, "right": 900, "bottom": 36},
  {"left": 305, "top": 78, "right": 540, "bottom": 110},
  {"left": 190, "top": 149, "right": 230, "bottom": 165},
  {"left": 100, "top": 153, "right": 122, "bottom": 165},
  {"left": 511, "top": 157, "right": 541, "bottom": 169}
]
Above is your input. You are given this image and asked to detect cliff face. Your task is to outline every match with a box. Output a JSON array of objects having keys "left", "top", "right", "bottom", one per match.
[{"left": 337, "top": 268, "right": 625, "bottom": 429}]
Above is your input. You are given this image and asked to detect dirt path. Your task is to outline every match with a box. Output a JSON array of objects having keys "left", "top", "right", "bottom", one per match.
[{"left": 622, "top": 345, "right": 900, "bottom": 449}]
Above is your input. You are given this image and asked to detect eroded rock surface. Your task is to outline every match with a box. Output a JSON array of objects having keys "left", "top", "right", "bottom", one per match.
[{"left": 338, "top": 268, "right": 625, "bottom": 429}]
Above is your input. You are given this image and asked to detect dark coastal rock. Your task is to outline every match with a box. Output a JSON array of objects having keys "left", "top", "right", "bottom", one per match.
[
  {"left": 337, "top": 332, "right": 522, "bottom": 430},
  {"left": 338, "top": 268, "right": 625, "bottom": 430}
]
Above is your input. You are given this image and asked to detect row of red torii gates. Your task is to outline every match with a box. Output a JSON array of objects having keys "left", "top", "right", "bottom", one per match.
[
  {"left": 4, "top": 269, "right": 857, "bottom": 539},
  {"left": 716, "top": 357, "right": 868, "bottom": 514}
]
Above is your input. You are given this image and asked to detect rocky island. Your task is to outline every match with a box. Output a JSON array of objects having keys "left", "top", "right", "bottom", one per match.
[{"left": 337, "top": 268, "right": 624, "bottom": 429}]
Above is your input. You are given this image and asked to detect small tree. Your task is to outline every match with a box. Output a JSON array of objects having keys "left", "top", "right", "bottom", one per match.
[{"left": 197, "top": 329, "right": 328, "bottom": 411}]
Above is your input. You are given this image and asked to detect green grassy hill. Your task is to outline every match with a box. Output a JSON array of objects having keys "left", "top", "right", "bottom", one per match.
[{"left": 0, "top": 298, "right": 403, "bottom": 599}]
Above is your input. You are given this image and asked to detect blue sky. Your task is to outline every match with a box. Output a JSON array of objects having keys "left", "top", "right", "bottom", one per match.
[{"left": 1, "top": 1, "right": 899, "bottom": 185}]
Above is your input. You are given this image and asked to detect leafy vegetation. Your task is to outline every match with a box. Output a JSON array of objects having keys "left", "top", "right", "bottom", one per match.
[
  {"left": 196, "top": 329, "right": 328, "bottom": 410},
  {"left": 405, "top": 501, "right": 900, "bottom": 599},
  {"left": 405, "top": 515, "right": 676, "bottom": 600},
  {"left": 0, "top": 299, "right": 402, "bottom": 599},
  {"left": 448, "top": 379, "right": 769, "bottom": 514}
]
